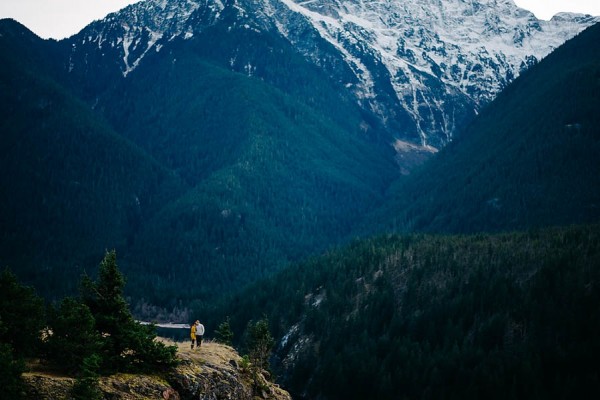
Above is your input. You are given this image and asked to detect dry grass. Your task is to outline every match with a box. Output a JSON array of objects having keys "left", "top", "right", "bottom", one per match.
[{"left": 158, "top": 338, "right": 240, "bottom": 371}]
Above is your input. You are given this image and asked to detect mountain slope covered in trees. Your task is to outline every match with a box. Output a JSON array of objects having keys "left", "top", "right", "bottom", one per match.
[
  {"left": 0, "top": 18, "right": 397, "bottom": 308},
  {"left": 203, "top": 21, "right": 600, "bottom": 399},
  {"left": 213, "top": 224, "right": 600, "bottom": 399},
  {"left": 1, "top": 10, "right": 599, "bottom": 318},
  {"left": 0, "top": 20, "right": 182, "bottom": 298},
  {"left": 115, "top": 37, "right": 398, "bottom": 307},
  {"left": 366, "top": 21, "right": 600, "bottom": 235}
]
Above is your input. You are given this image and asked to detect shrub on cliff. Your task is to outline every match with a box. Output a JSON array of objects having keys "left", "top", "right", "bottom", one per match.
[
  {"left": 71, "top": 354, "right": 102, "bottom": 400},
  {"left": 0, "top": 325, "right": 25, "bottom": 399}
]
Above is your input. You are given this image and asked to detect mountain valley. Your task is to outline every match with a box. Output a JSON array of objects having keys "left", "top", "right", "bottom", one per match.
[
  {"left": 1, "top": 1, "right": 600, "bottom": 398},
  {"left": 1, "top": 0, "right": 597, "bottom": 308}
]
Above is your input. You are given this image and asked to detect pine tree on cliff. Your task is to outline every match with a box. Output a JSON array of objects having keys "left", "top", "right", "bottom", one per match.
[
  {"left": 81, "top": 250, "right": 176, "bottom": 373},
  {"left": 45, "top": 297, "right": 103, "bottom": 375},
  {"left": 0, "top": 320, "right": 25, "bottom": 399},
  {"left": 215, "top": 317, "right": 234, "bottom": 346},
  {"left": 0, "top": 269, "right": 45, "bottom": 357},
  {"left": 0, "top": 269, "right": 44, "bottom": 399},
  {"left": 246, "top": 317, "right": 274, "bottom": 372}
]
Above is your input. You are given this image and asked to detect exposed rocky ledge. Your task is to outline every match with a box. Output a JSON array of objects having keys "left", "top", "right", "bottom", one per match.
[{"left": 22, "top": 341, "right": 291, "bottom": 400}]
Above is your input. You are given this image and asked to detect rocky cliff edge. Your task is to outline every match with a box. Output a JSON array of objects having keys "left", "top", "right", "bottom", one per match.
[{"left": 22, "top": 341, "right": 291, "bottom": 400}]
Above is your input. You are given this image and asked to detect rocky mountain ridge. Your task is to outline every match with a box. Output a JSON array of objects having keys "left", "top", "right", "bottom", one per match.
[{"left": 67, "top": 0, "right": 598, "bottom": 147}]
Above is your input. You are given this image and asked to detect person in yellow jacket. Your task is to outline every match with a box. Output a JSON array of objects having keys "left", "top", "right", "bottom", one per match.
[{"left": 190, "top": 320, "right": 199, "bottom": 349}]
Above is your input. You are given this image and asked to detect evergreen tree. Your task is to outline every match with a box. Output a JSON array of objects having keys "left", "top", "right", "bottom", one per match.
[
  {"left": 0, "top": 320, "right": 25, "bottom": 400},
  {"left": 214, "top": 317, "right": 234, "bottom": 346},
  {"left": 45, "top": 297, "right": 103, "bottom": 374},
  {"left": 0, "top": 269, "right": 45, "bottom": 357},
  {"left": 71, "top": 354, "right": 103, "bottom": 400},
  {"left": 81, "top": 250, "right": 176, "bottom": 373},
  {"left": 246, "top": 317, "right": 275, "bottom": 372}
]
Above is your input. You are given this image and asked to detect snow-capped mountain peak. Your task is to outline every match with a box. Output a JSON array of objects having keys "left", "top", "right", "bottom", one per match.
[
  {"left": 68, "top": 0, "right": 598, "bottom": 147},
  {"left": 264, "top": 0, "right": 598, "bottom": 146}
]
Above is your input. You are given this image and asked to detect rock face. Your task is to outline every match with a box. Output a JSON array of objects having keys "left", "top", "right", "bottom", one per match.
[
  {"left": 22, "top": 342, "right": 291, "bottom": 400},
  {"left": 168, "top": 341, "right": 290, "bottom": 400},
  {"left": 66, "top": 0, "right": 598, "bottom": 148}
]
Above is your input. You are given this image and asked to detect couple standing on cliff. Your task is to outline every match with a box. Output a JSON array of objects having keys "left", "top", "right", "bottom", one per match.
[{"left": 190, "top": 320, "right": 205, "bottom": 349}]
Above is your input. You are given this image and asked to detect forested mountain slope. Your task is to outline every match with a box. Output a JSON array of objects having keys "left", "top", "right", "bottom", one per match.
[
  {"left": 113, "top": 37, "right": 398, "bottom": 308},
  {"left": 214, "top": 224, "right": 600, "bottom": 399},
  {"left": 202, "top": 21, "right": 600, "bottom": 399},
  {"left": 0, "top": 18, "right": 397, "bottom": 308},
  {"left": 1, "top": 3, "right": 599, "bottom": 314},
  {"left": 366, "top": 21, "right": 600, "bottom": 234},
  {"left": 0, "top": 20, "right": 182, "bottom": 297}
]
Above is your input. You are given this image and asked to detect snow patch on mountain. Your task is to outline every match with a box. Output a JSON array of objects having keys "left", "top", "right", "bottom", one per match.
[
  {"left": 277, "top": 0, "right": 376, "bottom": 101},
  {"left": 267, "top": 0, "right": 598, "bottom": 146},
  {"left": 71, "top": 0, "right": 216, "bottom": 77}
]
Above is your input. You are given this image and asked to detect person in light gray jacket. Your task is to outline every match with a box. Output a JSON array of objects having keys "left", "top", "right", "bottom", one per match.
[{"left": 196, "top": 321, "right": 205, "bottom": 348}]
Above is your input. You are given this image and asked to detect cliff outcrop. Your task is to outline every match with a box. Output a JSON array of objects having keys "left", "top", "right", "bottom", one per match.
[{"left": 22, "top": 341, "right": 291, "bottom": 400}]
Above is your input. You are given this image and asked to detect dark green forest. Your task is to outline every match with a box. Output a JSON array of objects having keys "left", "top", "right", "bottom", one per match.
[
  {"left": 0, "top": 20, "right": 182, "bottom": 298},
  {"left": 106, "top": 38, "right": 397, "bottom": 308},
  {"left": 212, "top": 224, "right": 600, "bottom": 399}
]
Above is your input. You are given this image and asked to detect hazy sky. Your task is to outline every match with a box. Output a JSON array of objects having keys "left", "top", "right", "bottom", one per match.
[
  {"left": 0, "top": 0, "right": 599, "bottom": 40},
  {"left": 514, "top": 0, "right": 600, "bottom": 20},
  {"left": 0, "top": 1, "right": 142, "bottom": 40}
]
